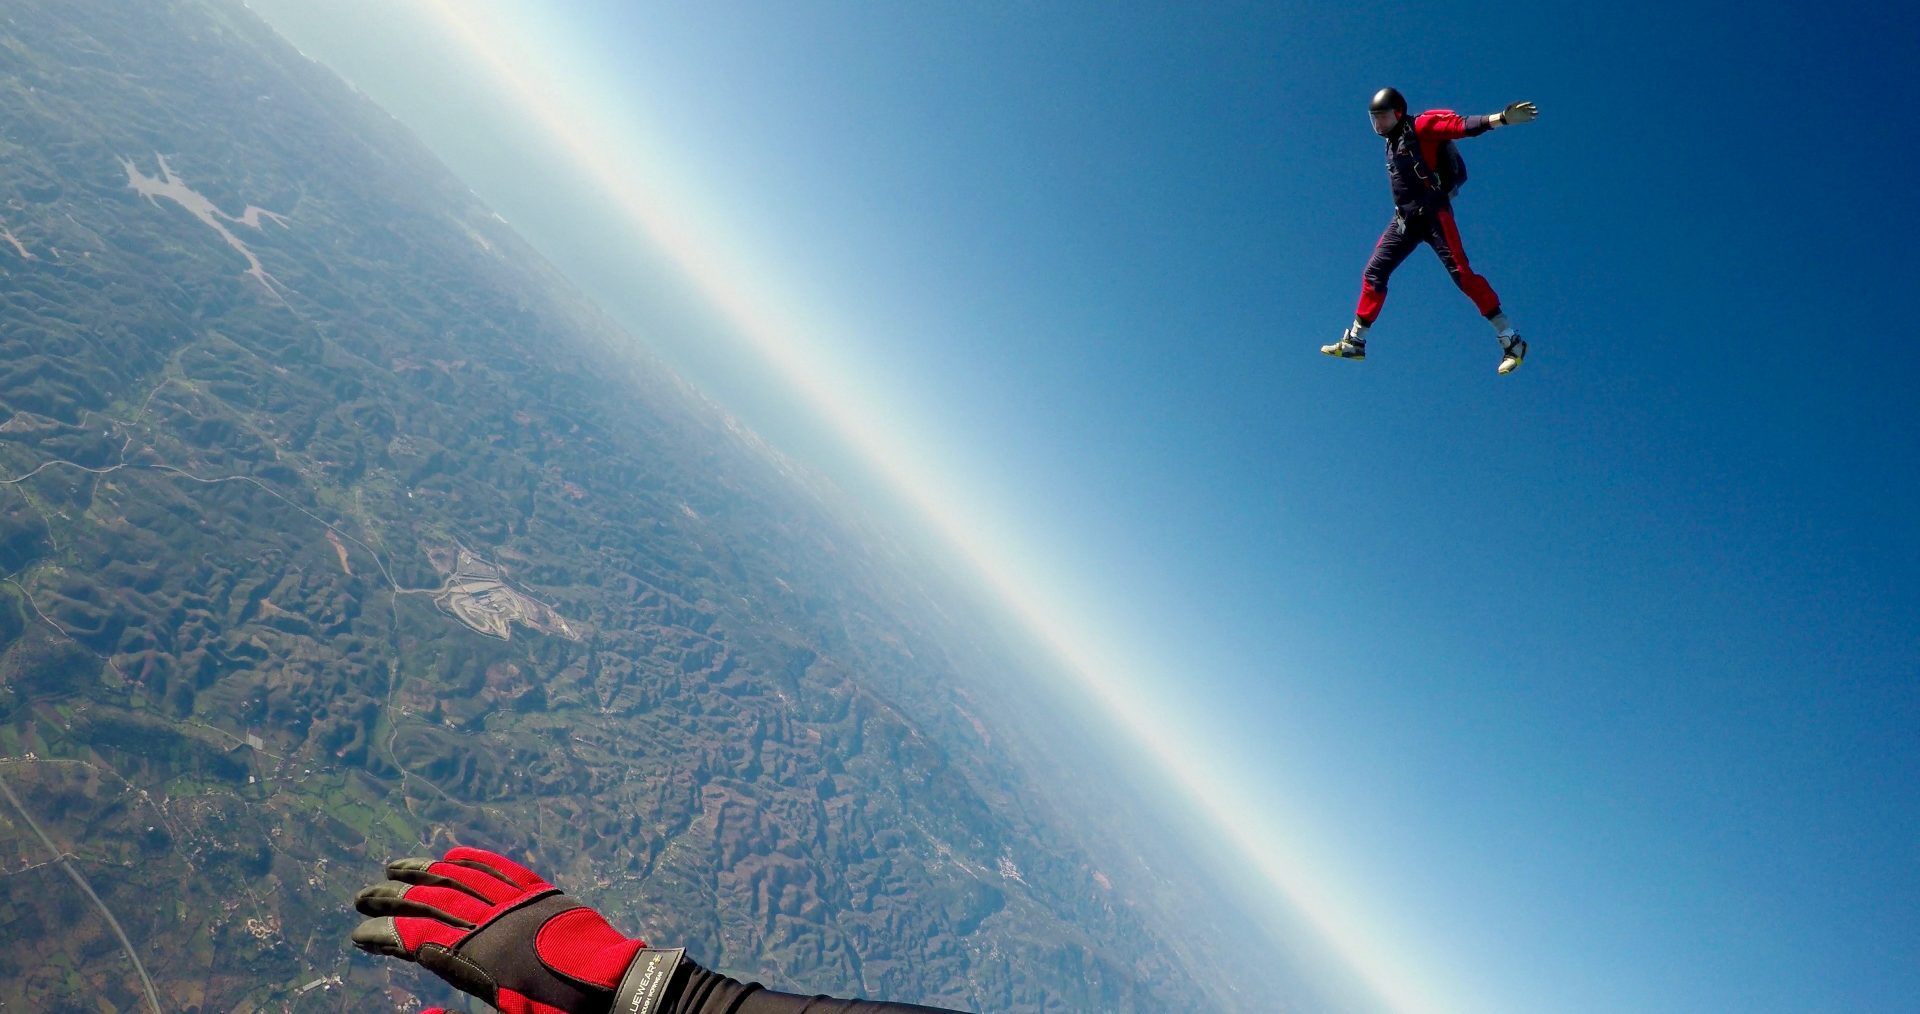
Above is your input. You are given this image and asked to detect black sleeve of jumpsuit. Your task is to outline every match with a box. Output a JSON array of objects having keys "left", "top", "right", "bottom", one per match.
[{"left": 667, "top": 957, "right": 970, "bottom": 1014}]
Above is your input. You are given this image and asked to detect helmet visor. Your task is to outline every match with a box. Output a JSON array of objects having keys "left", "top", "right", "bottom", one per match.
[{"left": 1369, "top": 108, "right": 1400, "bottom": 135}]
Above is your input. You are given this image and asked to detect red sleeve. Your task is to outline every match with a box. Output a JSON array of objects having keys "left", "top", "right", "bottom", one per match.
[
  {"left": 1414, "top": 109, "right": 1472, "bottom": 140},
  {"left": 1413, "top": 109, "right": 1496, "bottom": 170}
]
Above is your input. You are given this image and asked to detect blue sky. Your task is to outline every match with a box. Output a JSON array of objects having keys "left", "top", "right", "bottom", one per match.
[{"left": 245, "top": 1, "right": 1918, "bottom": 1010}]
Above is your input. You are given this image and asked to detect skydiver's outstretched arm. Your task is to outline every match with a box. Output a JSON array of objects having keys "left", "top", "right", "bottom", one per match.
[
  {"left": 353, "top": 847, "right": 969, "bottom": 1014},
  {"left": 1415, "top": 102, "right": 1538, "bottom": 141}
]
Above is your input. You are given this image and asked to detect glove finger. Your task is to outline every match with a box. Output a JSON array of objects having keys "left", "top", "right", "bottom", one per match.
[
  {"left": 351, "top": 916, "right": 411, "bottom": 959},
  {"left": 351, "top": 914, "right": 468, "bottom": 958},
  {"left": 354, "top": 881, "right": 486, "bottom": 927},
  {"left": 440, "top": 846, "right": 554, "bottom": 892},
  {"left": 387, "top": 856, "right": 523, "bottom": 905},
  {"left": 384, "top": 857, "right": 490, "bottom": 900}
]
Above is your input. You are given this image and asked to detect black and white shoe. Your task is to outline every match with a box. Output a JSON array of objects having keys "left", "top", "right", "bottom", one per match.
[
  {"left": 1321, "top": 328, "right": 1367, "bottom": 360},
  {"left": 1497, "top": 332, "right": 1527, "bottom": 375}
]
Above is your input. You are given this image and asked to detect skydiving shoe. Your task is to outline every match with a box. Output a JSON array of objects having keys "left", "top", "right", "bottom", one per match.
[
  {"left": 1497, "top": 331, "right": 1527, "bottom": 375},
  {"left": 1321, "top": 326, "right": 1367, "bottom": 361}
]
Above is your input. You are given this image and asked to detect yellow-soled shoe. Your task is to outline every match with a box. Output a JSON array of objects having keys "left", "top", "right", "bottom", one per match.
[
  {"left": 1497, "top": 335, "right": 1527, "bottom": 375},
  {"left": 1321, "top": 336, "right": 1367, "bottom": 360}
]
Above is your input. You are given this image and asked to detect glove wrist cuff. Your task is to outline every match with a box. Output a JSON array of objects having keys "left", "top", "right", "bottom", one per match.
[{"left": 610, "top": 948, "right": 687, "bottom": 1014}]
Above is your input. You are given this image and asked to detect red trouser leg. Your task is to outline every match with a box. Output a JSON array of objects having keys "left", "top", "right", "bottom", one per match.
[{"left": 1431, "top": 209, "right": 1502, "bottom": 316}]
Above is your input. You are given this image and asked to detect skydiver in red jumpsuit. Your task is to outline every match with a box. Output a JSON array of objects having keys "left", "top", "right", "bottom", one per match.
[{"left": 1322, "top": 87, "right": 1539, "bottom": 374}]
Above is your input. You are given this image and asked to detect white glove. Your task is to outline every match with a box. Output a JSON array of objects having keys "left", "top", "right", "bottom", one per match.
[{"left": 1496, "top": 101, "right": 1538, "bottom": 126}]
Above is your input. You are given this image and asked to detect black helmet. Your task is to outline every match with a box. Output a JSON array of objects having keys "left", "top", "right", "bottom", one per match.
[{"left": 1369, "top": 87, "right": 1407, "bottom": 114}]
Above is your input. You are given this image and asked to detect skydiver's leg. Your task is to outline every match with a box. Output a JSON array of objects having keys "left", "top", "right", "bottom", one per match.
[
  {"left": 1355, "top": 213, "right": 1422, "bottom": 328},
  {"left": 1427, "top": 208, "right": 1502, "bottom": 319},
  {"left": 1429, "top": 208, "right": 1526, "bottom": 371}
]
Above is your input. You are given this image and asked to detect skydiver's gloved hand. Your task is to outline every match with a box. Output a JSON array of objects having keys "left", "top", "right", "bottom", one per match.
[
  {"left": 1495, "top": 100, "right": 1538, "bottom": 126},
  {"left": 352, "top": 846, "right": 687, "bottom": 1014}
]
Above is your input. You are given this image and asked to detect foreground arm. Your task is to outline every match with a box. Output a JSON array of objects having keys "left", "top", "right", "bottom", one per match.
[
  {"left": 675, "top": 973, "right": 962, "bottom": 1014},
  {"left": 352, "top": 847, "right": 966, "bottom": 1014}
]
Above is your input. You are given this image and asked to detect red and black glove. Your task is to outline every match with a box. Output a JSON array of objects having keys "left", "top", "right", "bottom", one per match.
[{"left": 351, "top": 846, "right": 686, "bottom": 1014}]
